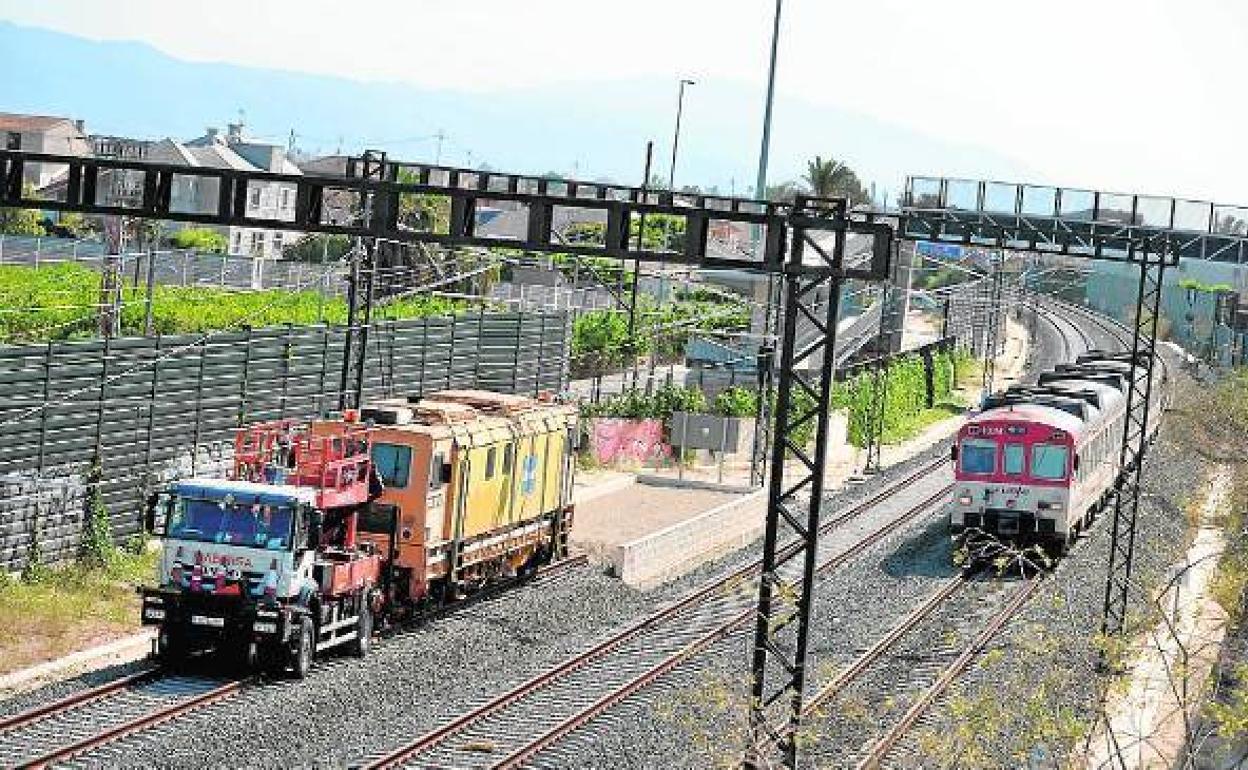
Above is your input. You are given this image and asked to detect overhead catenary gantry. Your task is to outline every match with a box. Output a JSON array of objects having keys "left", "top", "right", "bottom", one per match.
[{"left": 6, "top": 150, "right": 1248, "bottom": 769}]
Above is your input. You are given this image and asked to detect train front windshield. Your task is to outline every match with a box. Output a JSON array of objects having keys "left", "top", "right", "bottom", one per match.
[
  {"left": 959, "top": 439, "right": 997, "bottom": 474},
  {"left": 1030, "top": 443, "right": 1070, "bottom": 480}
]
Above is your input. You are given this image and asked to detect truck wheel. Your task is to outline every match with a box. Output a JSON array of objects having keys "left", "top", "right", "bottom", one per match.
[
  {"left": 350, "top": 603, "right": 373, "bottom": 658},
  {"left": 291, "top": 617, "right": 315, "bottom": 679},
  {"left": 157, "top": 627, "right": 187, "bottom": 668}
]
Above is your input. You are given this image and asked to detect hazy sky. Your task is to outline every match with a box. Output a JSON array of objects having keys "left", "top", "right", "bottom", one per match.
[{"left": 2, "top": 0, "right": 1245, "bottom": 202}]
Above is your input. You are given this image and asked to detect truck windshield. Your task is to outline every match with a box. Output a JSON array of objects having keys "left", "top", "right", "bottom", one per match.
[{"left": 167, "top": 497, "right": 296, "bottom": 550}]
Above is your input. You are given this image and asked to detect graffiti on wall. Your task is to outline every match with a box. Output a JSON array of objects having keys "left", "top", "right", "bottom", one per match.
[{"left": 587, "top": 418, "right": 671, "bottom": 465}]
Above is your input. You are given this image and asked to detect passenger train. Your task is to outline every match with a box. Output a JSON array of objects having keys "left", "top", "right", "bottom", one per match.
[{"left": 947, "top": 351, "right": 1168, "bottom": 553}]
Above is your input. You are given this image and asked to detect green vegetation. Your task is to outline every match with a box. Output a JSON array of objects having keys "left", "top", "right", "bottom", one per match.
[
  {"left": 580, "top": 384, "right": 708, "bottom": 421},
  {"left": 0, "top": 262, "right": 466, "bottom": 343},
  {"left": 570, "top": 298, "right": 750, "bottom": 379},
  {"left": 1178, "top": 277, "right": 1235, "bottom": 294},
  {"left": 0, "top": 184, "right": 43, "bottom": 235},
  {"left": 0, "top": 542, "right": 157, "bottom": 674},
  {"left": 803, "top": 155, "right": 870, "bottom": 205},
  {"left": 713, "top": 386, "right": 759, "bottom": 417},
  {"left": 832, "top": 348, "right": 970, "bottom": 447},
  {"left": 284, "top": 234, "right": 353, "bottom": 263},
  {"left": 168, "top": 227, "right": 227, "bottom": 253}
]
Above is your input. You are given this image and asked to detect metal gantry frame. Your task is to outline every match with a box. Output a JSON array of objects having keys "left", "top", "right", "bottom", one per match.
[
  {"left": 860, "top": 281, "right": 892, "bottom": 476},
  {"left": 979, "top": 251, "right": 1006, "bottom": 399},
  {"left": 1099, "top": 242, "right": 1168, "bottom": 639},
  {"left": 7, "top": 149, "right": 1248, "bottom": 768}
]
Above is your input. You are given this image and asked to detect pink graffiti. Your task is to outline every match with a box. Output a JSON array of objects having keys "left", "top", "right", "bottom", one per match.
[{"left": 589, "top": 418, "right": 671, "bottom": 464}]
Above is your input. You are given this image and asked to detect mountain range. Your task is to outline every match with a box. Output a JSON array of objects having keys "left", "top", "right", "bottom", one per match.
[{"left": 0, "top": 20, "right": 1038, "bottom": 200}]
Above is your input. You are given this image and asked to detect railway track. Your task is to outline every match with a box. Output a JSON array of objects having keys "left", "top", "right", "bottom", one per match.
[
  {"left": 0, "top": 555, "right": 589, "bottom": 768},
  {"left": 361, "top": 298, "right": 1112, "bottom": 769},
  {"left": 0, "top": 672, "right": 244, "bottom": 768},
  {"left": 853, "top": 576, "right": 1045, "bottom": 770},
  {"left": 361, "top": 459, "right": 955, "bottom": 769}
]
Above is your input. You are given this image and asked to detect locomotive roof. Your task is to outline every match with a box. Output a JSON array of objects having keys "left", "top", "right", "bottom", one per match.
[
  {"left": 970, "top": 402, "right": 1087, "bottom": 437},
  {"left": 360, "top": 389, "right": 575, "bottom": 444}
]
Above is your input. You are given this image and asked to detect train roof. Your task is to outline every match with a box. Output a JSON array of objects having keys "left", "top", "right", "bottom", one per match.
[
  {"left": 971, "top": 402, "right": 1087, "bottom": 437},
  {"left": 358, "top": 389, "right": 576, "bottom": 444}
]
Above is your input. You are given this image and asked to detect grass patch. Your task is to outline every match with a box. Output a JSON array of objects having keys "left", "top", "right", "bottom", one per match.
[{"left": 0, "top": 548, "right": 157, "bottom": 674}]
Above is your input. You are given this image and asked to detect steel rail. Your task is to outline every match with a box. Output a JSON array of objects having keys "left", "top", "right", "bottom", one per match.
[
  {"left": 364, "top": 474, "right": 953, "bottom": 770},
  {"left": 800, "top": 575, "right": 969, "bottom": 717},
  {"left": 489, "top": 484, "right": 954, "bottom": 770},
  {"left": 854, "top": 576, "right": 1045, "bottom": 770},
  {"left": 0, "top": 668, "right": 161, "bottom": 732},
  {"left": 3, "top": 556, "right": 588, "bottom": 767},
  {"left": 17, "top": 678, "right": 246, "bottom": 769}
]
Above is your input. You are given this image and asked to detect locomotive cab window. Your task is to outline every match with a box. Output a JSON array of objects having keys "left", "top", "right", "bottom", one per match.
[
  {"left": 502, "top": 444, "right": 513, "bottom": 475},
  {"left": 372, "top": 443, "right": 411, "bottom": 489},
  {"left": 1003, "top": 444, "right": 1025, "bottom": 476},
  {"left": 1030, "top": 443, "right": 1069, "bottom": 480},
  {"left": 485, "top": 447, "right": 497, "bottom": 479},
  {"left": 959, "top": 439, "right": 996, "bottom": 475}
]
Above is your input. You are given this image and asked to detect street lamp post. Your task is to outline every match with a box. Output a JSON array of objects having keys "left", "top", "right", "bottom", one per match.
[{"left": 668, "top": 78, "right": 696, "bottom": 191}]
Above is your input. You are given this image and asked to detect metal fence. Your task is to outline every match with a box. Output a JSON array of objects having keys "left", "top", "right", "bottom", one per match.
[
  {"left": 0, "top": 311, "right": 571, "bottom": 571},
  {"left": 0, "top": 236, "right": 348, "bottom": 295}
]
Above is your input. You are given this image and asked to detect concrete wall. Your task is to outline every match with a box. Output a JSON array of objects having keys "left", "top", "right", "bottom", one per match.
[{"left": 611, "top": 489, "right": 766, "bottom": 588}]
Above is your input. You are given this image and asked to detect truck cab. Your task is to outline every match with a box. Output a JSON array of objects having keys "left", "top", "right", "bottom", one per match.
[{"left": 141, "top": 419, "right": 382, "bottom": 677}]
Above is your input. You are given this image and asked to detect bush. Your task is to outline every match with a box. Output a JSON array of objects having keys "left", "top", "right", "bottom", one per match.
[
  {"left": 169, "top": 227, "right": 227, "bottom": 253},
  {"left": 714, "top": 386, "right": 759, "bottom": 417}
]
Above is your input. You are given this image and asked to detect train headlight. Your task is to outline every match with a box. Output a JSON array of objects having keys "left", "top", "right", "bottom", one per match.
[{"left": 957, "top": 494, "right": 973, "bottom": 506}]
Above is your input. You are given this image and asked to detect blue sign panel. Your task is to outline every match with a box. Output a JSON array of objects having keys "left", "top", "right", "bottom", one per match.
[{"left": 916, "top": 241, "right": 965, "bottom": 260}]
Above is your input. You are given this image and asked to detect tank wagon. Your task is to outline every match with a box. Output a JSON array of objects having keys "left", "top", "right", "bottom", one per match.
[
  {"left": 140, "top": 390, "right": 576, "bottom": 676},
  {"left": 947, "top": 351, "right": 1167, "bottom": 553}
]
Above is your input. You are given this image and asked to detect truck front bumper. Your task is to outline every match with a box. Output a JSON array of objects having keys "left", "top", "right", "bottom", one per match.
[{"left": 140, "top": 588, "right": 294, "bottom": 645}]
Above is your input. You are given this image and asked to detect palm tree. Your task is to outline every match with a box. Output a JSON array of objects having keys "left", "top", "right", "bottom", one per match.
[{"left": 804, "top": 156, "right": 866, "bottom": 203}]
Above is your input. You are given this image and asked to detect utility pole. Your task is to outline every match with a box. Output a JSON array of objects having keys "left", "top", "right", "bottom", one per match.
[
  {"left": 629, "top": 142, "right": 654, "bottom": 391},
  {"left": 755, "top": 0, "right": 783, "bottom": 205},
  {"left": 434, "top": 129, "right": 446, "bottom": 166},
  {"left": 669, "top": 79, "right": 695, "bottom": 191}
]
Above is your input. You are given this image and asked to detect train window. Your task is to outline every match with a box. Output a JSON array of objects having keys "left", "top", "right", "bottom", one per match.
[
  {"left": 1031, "top": 443, "right": 1070, "bottom": 480},
  {"left": 485, "top": 447, "right": 497, "bottom": 479},
  {"left": 1003, "top": 444, "right": 1025, "bottom": 475},
  {"left": 429, "top": 452, "right": 445, "bottom": 490},
  {"left": 503, "top": 444, "right": 513, "bottom": 475},
  {"left": 372, "top": 443, "right": 411, "bottom": 489},
  {"left": 959, "top": 439, "right": 996, "bottom": 474}
]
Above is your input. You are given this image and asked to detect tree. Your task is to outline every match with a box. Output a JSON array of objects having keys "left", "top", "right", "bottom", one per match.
[
  {"left": 169, "top": 227, "right": 227, "bottom": 253},
  {"left": 283, "top": 233, "right": 353, "bottom": 263},
  {"left": 0, "top": 183, "right": 44, "bottom": 236},
  {"left": 396, "top": 169, "right": 451, "bottom": 233},
  {"left": 803, "top": 155, "right": 869, "bottom": 204},
  {"left": 765, "top": 181, "right": 801, "bottom": 203}
]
